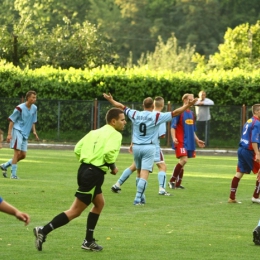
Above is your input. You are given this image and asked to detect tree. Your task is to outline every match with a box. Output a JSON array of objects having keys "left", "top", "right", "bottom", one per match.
[
  {"left": 14, "top": 0, "right": 91, "bottom": 31},
  {"left": 30, "top": 21, "right": 115, "bottom": 69},
  {"left": 134, "top": 33, "right": 196, "bottom": 73},
  {"left": 0, "top": 15, "right": 35, "bottom": 67},
  {"left": 0, "top": 17, "right": 116, "bottom": 69},
  {"left": 205, "top": 21, "right": 260, "bottom": 70}
]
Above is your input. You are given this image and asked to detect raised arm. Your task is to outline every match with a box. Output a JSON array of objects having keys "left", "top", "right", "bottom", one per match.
[
  {"left": 103, "top": 93, "right": 125, "bottom": 110},
  {"left": 171, "top": 98, "right": 198, "bottom": 117}
]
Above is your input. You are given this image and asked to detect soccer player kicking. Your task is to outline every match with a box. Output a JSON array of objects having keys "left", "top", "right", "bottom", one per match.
[
  {"left": 33, "top": 108, "right": 126, "bottom": 252},
  {"left": 228, "top": 104, "right": 260, "bottom": 204},
  {"left": 103, "top": 93, "right": 197, "bottom": 205}
]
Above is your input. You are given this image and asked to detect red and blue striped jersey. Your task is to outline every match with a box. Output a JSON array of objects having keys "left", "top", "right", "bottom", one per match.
[
  {"left": 171, "top": 110, "right": 196, "bottom": 150},
  {"left": 239, "top": 116, "right": 260, "bottom": 150}
]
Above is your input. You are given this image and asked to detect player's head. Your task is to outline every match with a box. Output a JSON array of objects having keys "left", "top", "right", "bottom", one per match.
[
  {"left": 182, "top": 93, "right": 194, "bottom": 104},
  {"left": 198, "top": 90, "right": 206, "bottom": 100},
  {"left": 106, "top": 108, "right": 126, "bottom": 132},
  {"left": 143, "top": 97, "right": 154, "bottom": 110},
  {"left": 25, "top": 90, "right": 37, "bottom": 103},
  {"left": 252, "top": 104, "right": 260, "bottom": 116},
  {"left": 154, "top": 96, "right": 164, "bottom": 111}
]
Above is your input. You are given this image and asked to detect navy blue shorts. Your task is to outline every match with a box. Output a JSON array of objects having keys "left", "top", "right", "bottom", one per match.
[{"left": 237, "top": 147, "right": 259, "bottom": 174}]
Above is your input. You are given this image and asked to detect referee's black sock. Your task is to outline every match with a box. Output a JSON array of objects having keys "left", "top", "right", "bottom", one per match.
[
  {"left": 85, "top": 212, "right": 100, "bottom": 241},
  {"left": 42, "top": 212, "right": 70, "bottom": 235}
]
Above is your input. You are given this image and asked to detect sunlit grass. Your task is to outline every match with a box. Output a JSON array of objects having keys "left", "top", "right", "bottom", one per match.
[{"left": 0, "top": 148, "right": 259, "bottom": 260}]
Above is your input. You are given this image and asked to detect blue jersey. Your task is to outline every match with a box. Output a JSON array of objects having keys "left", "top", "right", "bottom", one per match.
[
  {"left": 171, "top": 110, "right": 196, "bottom": 150},
  {"left": 125, "top": 107, "right": 172, "bottom": 145},
  {"left": 157, "top": 122, "right": 166, "bottom": 145},
  {"left": 158, "top": 123, "right": 166, "bottom": 139},
  {"left": 9, "top": 103, "right": 37, "bottom": 139},
  {"left": 239, "top": 116, "right": 260, "bottom": 150}
]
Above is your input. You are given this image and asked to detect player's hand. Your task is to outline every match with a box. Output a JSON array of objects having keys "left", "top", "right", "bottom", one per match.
[
  {"left": 129, "top": 144, "right": 133, "bottom": 154},
  {"left": 6, "top": 134, "right": 12, "bottom": 143},
  {"left": 103, "top": 93, "right": 113, "bottom": 101},
  {"left": 188, "top": 98, "right": 198, "bottom": 107},
  {"left": 110, "top": 167, "right": 118, "bottom": 175},
  {"left": 15, "top": 212, "right": 30, "bottom": 226},
  {"left": 173, "top": 137, "right": 178, "bottom": 145},
  {"left": 255, "top": 153, "right": 260, "bottom": 163},
  {"left": 33, "top": 132, "right": 39, "bottom": 141},
  {"left": 197, "top": 140, "right": 205, "bottom": 148}
]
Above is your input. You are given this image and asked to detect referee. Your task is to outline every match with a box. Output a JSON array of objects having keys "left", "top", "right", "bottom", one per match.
[{"left": 33, "top": 107, "right": 126, "bottom": 252}]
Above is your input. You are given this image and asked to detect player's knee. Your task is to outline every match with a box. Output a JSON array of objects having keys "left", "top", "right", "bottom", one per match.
[
  {"left": 18, "top": 152, "right": 26, "bottom": 160},
  {"left": 180, "top": 159, "right": 188, "bottom": 165},
  {"left": 92, "top": 202, "right": 104, "bottom": 214},
  {"left": 235, "top": 172, "right": 243, "bottom": 179}
]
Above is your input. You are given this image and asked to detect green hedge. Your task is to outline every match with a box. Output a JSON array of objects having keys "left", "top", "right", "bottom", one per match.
[
  {"left": 1, "top": 63, "right": 260, "bottom": 106},
  {"left": 0, "top": 63, "right": 258, "bottom": 146}
]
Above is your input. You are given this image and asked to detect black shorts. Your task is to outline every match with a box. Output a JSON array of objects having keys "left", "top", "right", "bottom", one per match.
[{"left": 75, "top": 163, "right": 105, "bottom": 205}]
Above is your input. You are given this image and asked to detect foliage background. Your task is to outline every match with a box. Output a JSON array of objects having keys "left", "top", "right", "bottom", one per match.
[{"left": 1, "top": 0, "right": 260, "bottom": 68}]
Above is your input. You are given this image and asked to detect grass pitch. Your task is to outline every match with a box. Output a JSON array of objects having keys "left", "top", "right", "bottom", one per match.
[{"left": 0, "top": 148, "right": 260, "bottom": 260}]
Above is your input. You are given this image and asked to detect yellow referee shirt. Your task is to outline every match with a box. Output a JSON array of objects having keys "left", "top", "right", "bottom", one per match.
[{"left": 74, "top": 124, "right": 122, "bottom": 172}]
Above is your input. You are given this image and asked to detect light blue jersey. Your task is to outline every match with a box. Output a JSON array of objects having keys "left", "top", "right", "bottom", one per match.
[
  {"left": 154, "top": 123, "right": 166, "bottom": 163},
  {"left": 125, "top": 108, "right": 172, "bottom": 144},
  {"left": 9, "top": 103, "right": 37, "bottom": 139},
  {"left": 158, "top": 122, "right": 166, "bottom": 142}
]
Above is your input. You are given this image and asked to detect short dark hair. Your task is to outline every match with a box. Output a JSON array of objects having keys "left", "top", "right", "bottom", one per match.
[
  {"left": 143, "top": 97, "right": 154, "bottom": 109},
  {"left": 25, "top": 90, "right": 37, "bottom": 101},
  {"left": 106, "top": 108, "right": 124, "bottom": 124}
]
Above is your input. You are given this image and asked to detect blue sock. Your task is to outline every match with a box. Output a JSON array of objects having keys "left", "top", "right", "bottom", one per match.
[
  {"left": 3, "top": 159, "right": 12, "bottom": 169},
  {"left": 258, "top": 219, "right": 260, "bottom": 226},
  {"left": 118, "top": 168, "right": 133, "bottom": 185},
  {"left": 158, "top": 171, "right": 166, "bottom": 189},
  {"left": 136, "top": 177, "right": 140, "bottom": 187},
  {"left": 134, "top": 178, "right": 147, "bottom": 203},
  {"left": 11, "top": 164, "right": 17, "bottom": 177},
  {"left": 141, "top": 193, "right": 146, "bottom": 203},
  {"left": 137, "top": 178, "right": 147, "bottom": 203}
]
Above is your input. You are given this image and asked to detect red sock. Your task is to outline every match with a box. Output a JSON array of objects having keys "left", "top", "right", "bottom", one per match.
[
  {"left": 253, "top": 180, "right": 260, "bottom": 198},
  {"left": 176, "top": 169, "right": 184, "bottom": 187},
  {"left": 170, "top": 163, "right": 182, "bottom": 183},
  {"left": 229, "top": 176, "right": 240, "bottom": 200}
]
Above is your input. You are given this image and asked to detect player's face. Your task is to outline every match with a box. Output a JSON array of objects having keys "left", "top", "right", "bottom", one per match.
[
  {"left": 200, "top": 92, "right": 206, "bottom": 100},
  {"left": 188, "top": 94, "right": 194, "bottom": 101},
  {"left": 184, "top": 94, "right": 194, "bottom": 104},
  {"left": 255, "top": 108, "right": 260, "bottom": 119},
  {"left": 114, "top": 114, "right": 127, "bottom": 132},
  {"left": 27, "top": 94, "right": 37, "bottom": 104}
]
